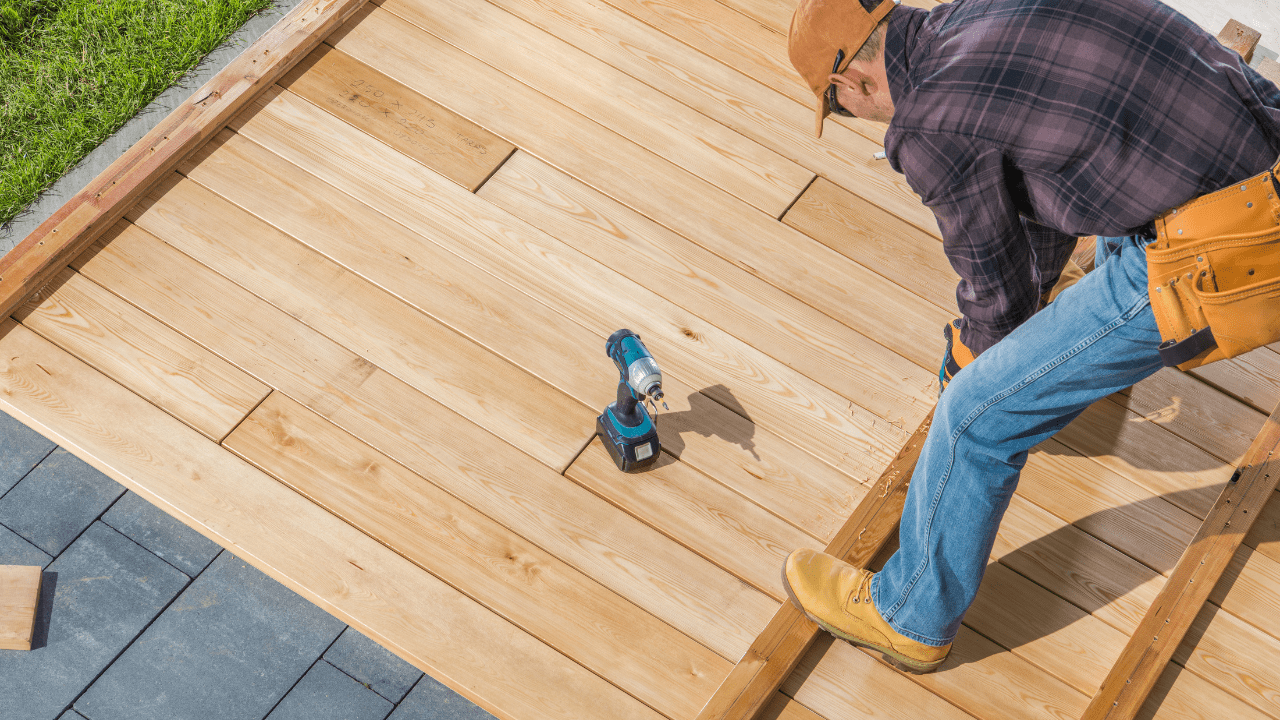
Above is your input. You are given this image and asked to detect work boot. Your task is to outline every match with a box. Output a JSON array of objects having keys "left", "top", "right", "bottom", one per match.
[{"left": 782, "top": 548, "right": 951, "bottom": 673}]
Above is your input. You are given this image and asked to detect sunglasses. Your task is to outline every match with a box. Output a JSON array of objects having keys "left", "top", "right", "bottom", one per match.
[{"left": 827, "top": 49, "right": 856, "bottom": 117}]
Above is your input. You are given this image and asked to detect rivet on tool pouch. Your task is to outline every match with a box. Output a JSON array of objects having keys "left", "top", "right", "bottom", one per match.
[{"left": 1146, "top": 154, "right": 1280, "bottom": 370}]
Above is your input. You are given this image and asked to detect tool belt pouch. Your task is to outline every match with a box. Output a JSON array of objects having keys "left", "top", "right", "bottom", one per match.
[{"left": 1147, "top": 155, "right": 1280, "bottom": 370}]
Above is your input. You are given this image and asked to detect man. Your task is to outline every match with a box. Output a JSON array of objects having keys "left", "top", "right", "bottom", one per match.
[{"left": 782, "top": 0, "right": 1280, "bottom": 673}]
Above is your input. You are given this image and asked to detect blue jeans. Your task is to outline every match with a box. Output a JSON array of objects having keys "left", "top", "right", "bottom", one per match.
[{"left": 870, "top": 235, "right": 1165, "bottom": 645}]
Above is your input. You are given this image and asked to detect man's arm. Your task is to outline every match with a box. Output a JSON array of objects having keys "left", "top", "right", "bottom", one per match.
[{"left": 892, "top": 134, "right": 1047, "bottom": 356}]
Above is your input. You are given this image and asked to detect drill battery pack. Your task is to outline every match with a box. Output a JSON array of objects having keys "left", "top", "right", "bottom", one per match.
[{"left": 596, "top": 403, "right": 660, "bottom": 473}]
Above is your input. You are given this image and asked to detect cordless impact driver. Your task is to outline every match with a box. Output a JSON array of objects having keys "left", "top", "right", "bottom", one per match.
[{"left": 596, "top": 329, "right": 668, "bottom": 472}]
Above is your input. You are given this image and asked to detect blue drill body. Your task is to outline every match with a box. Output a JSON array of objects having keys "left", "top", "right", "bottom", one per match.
[{"left": 597, "top": 329, "right": 665, "bottom": 472}]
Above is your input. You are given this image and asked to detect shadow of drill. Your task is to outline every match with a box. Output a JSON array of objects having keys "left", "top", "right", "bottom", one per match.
[{"left": 656, "top": 384, "right": 760, "bottom": 461}]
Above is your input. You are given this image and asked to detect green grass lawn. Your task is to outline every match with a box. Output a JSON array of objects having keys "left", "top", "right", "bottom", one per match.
[{"left": 0, "top": 0, "right": 271, "bottom": 227}]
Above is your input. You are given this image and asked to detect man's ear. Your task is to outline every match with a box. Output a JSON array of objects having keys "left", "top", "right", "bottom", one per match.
[
  {"left": 828, "top": 71, "right": 876, "bottom": 96},
  {"left": 827, "top": 73, "right": 857, "bottom": 91}
]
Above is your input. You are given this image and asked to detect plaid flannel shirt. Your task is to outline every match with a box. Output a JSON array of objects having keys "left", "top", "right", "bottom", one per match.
[{"left": 883, "top": 0, "right": 1280, "bottom": 355}]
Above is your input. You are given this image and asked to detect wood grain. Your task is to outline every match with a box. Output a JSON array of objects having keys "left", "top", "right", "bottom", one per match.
[
  {"left": 0, "top": 565, "right": 42, "bottom": 651},
  {"left": 1018, "top": 440, "right": 1200, "bottom": 574},
  {"left": 694, "top": 409, "right": 932, "bottom": 720},
  {"left": 461, "top": 0, "right": 939, "bottom": 236},
  {"left": 230, "top": 81, "right": 919, "bottom": 482},
  {"left": 281, "top": 44, "right": 514, "bottom": 191},
  {"left": 178, "top": 129, "right": 867, "bottom": 544},
  {"left": 1138, "top": 663, "right": 1273, "bottom": 720},
  {"left": 1083, "top": 400, "right": 1280, "bottom": 719},
  {"left": 567, "top": 437, "right": 812, "bottom": 599},
  {"left": 993, "top": 494, "right": 1165, "bottom": 636},
  {"left": 782, "top": 177, "right": 957, "bottom": 311},
  {"left": 15, "top": 268, "right": 269, "bottom": 442},
  {"left": 0, "top": 0, "right": 371, "bottom": 324},
  {"left": 1191, "top": 346, "right": 1280, "bottom": 416},
  {"left": 127, "top": 172, "right": 592, "bottom": 472},
  {"left": 327, "top": 5, "right": 953, "bottom": 371},
  {"left": 378, "top": 0, "right": 811, "bottom": 218},
  {"left": 0, "top": 320, "right": 664, "bottom": 720},
  {"left": 480, "top": 151, "right": 936, "bottom": 427},
  {"left": 1217, "top": 18, "right": 1262, "bottom": 63},
  {"left": 75, "top": 222, "right": 776, "bottom": 661},
  {"left": 225, "top": 392, "right": 729, "bottom": 718}
]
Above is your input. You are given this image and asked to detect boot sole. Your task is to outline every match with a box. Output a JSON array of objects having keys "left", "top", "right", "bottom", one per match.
[{"left": 780, "top": 564, "right": 945, "bottom": 675}]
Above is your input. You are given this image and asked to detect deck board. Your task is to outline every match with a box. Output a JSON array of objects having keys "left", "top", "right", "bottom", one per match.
[
  {"left": 225, "top": 391, "right": 729, "bottom": 718},
  {"left": 327, "top": 5, "right": 954, "bottom": 371},
  {"left": 14, "top": 268, "right": 269, "bottom": 442},
  {"left": 6, "top": 0, "right": 1279, "bottom": 715},
  {"left": 0, "top": 319, "right": 664, "bottom": 720},
  {"left": 381, "top": 0, "right": 812, "bottom": 218},
  {"left": 227, "top": 80, "right": 918, "bottom": 480},
  {"left": 279, "top": 43, "right": 515, "bottom": 192},
  {"left": 127, "top": 173, "right": 594, "bottom": 472},
  {"left": 72, "top": 221, "right": 774, "bottom": 662}
]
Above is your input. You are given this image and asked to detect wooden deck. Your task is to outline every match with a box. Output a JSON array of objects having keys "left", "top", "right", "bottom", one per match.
[{"left": 5, "top": 0, "right": 1280, "bottom": 717}]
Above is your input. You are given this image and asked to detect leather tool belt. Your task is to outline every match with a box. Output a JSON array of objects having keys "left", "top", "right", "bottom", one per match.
[{"left": 1146, "top": 154, "right": 1280, "bottom": 370}]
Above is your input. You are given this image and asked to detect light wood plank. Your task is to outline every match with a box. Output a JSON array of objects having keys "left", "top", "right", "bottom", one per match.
[
  {"left": 382, "top": 0, "right": 810, "bottom": 217},
  {"left": 567, "top": 438, "right": 811, "bottom": 599},
  {"left": 1054, "top": 399, "right": 1233, "bottom": 520},
  {"left": 964, "top": 562, "right": 1127, "bottom": 695},
  {"left": 280, "top": 43, "right": 514, "bottom": 191},
  {"left": 0, "top": 0, "right": 371, "bottom": 323},
  {"left": 797, "top": 626, "right": 1090, "bottom": 720},
  {"left": 225, "top": 392, "right": 729, "bottom": 719},
  {"left": 0, "top": 319, "right": 663, "bottom": 720},
  {"left": 782, "top": 177, "right": 956, "bottom": 311},
  {"left": 14, "top": 268, "right": 269, "bottom": 442},
  {"left": 1138, "top": 663, "right": 1274, "bottom": 720},
  {"left": 1191, "top": 346, "right": 1280, "bottom": 415},
  {"left": 126, "top": 172, "right": 591, "bottom": 472},
  {"left": 1174, "top": 604, "right": 1280, "bottom": 718},
  {"left": 784, "top": 635, "right": 978, "bottom": 720},
  {"left": 1018, "top": 440, "right": 1200, "bottom": 574},
  {"left": 1217, "top": 18, "right": 1262, "bottom": 63},
  {"left": 460, "top": 0, "right": 939, "bottom": 236},
  {"left": 480, "top": 151, "right": 936, "bottom": 428},
  {"left": 1116, "top": 367, "right": 1267, "bottom": 465},
  {"left": 696, "top": 408, "right": 932, "bottom": 720},
  {"left": 992, "top": 494, "right": 1165, "bottom": 636},
  {"left": 178, "top": 129, "right": 866, "bottom": 545},
  {"left": 1212, "top": 544, "right": 1280, "bottom": 650},
  {"left": 229, "top": 81, "right": 918, "bottom": 483},
  {"left": 327, "top": 5, "right": 953, "bottom": 371},
  {"left": 0, "top": 565, "right": 42, "bottom": 651},
  {"left": 1084, "top": 402, "right": 1280, "bottom": 719},
  {"left": 74, "top": 222, "right": 774, "bottom": 660}
]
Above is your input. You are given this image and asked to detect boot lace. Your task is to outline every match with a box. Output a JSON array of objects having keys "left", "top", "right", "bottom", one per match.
[{"left": 849, "top": 570, "right": 873, "bottom": 605}]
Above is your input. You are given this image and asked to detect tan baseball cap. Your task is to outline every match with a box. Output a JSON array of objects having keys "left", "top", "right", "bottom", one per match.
[{"left": 789, "top": 0, "right": 896, "bottom": 137}]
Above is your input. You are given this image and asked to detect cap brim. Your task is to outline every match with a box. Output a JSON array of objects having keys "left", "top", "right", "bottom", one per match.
[{"left": 814, "top": 92, "right": 829, "bottom": 138}]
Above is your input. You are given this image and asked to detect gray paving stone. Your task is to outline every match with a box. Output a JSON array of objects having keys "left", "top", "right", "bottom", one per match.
[
  {"left": 0, "top": 412, "right": 55, "bottom": 497},
  {"left": 266, "top": 660, "right": 393, "bottom": 720},
  {"left": 57, "top": 711, "right": 89, "bottom": 720},
  {"left": 0, "top": 522, "right": 53, "bottom": 568},
  {"left": 324, "top": 628, "right": 423, "bottom": 704},
  {"left": 0, "top": 522, "right": 188, "bottom": 720},
  {"left": 0, "top": 448, "right": 124, "bottom": 556},
  {"left": 75, "top": 552, "right": 345, "bottom": 720},
  {"left": 387, "top": 675, "right": 497, "bottom": 720},
  {"left": 102, "top": 492, "right": 221, "bottom": 576}
]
